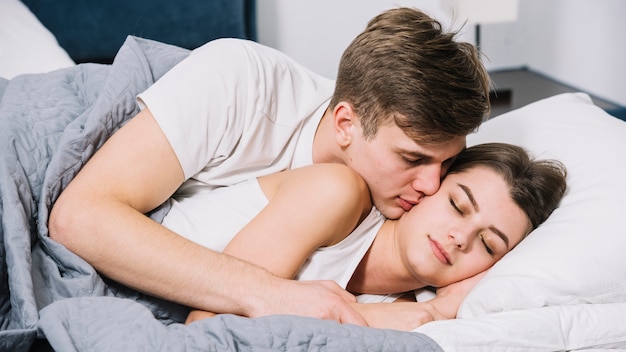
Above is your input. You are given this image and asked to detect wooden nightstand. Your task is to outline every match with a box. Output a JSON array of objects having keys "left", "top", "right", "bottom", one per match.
[{"left": 488, "top": 68, "right": 626, "bottom": 121}]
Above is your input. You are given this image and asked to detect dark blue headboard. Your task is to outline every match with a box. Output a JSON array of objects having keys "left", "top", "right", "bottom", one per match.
[{"left": 22, "top": 0, "right": 256, "bottom": 63}]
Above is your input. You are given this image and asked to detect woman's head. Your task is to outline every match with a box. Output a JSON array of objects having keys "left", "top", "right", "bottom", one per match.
[
  {"left": 393, "top": 142, "right": 567, "bottom": 289},
  {"left": 330, "top": 7, "right": 490, "bottom": 145}
]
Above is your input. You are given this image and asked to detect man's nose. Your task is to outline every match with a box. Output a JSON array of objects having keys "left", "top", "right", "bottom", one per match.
[{"left": 411, "top": 165, "right": 442, "bottom": 196}]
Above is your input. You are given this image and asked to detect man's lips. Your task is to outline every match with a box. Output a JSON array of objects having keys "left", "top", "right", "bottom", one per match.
[
  {"left": 429, "top": 237, "right": 452, "bottom": 265},
  {"left": 398, "top": 197, "right": 417, "bottom": 211}
]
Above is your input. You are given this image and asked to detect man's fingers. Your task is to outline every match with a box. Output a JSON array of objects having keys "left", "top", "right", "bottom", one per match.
[
  {"left": 305, "top": 280, "right": 367, "bottom": 326},
  {"left": 319, "top": 280, "right": 358, "bottom": 303}
]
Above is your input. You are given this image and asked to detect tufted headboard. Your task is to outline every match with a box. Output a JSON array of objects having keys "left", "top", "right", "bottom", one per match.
[{"left": 21, "top": 0, "right": 256, "bottom": 64}]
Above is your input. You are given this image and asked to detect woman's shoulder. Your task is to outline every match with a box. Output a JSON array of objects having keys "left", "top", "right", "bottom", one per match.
[
  {"left": 285, "top": 163, "right": 368, "bottom": 196},
  {"left": 261, "top": 163, "right": 371, "bottom": 214},
  {"left": 301, "top": 163, "right": 365, "bottom": 183}
]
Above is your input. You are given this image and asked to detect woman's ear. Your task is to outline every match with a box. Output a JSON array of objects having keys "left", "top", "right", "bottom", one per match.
[{"left": 333, "top": 102, "right": 357, "bottom": 147}]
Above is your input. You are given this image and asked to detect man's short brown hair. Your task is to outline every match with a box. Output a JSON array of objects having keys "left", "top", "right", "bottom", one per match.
[{"left": 330, "top": 7, "right": 490, "bottom": 144}]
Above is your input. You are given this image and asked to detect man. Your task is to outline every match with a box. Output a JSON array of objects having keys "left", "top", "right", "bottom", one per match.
[{"left": 49, "top": 7, "right": 489, "bottom": 328}]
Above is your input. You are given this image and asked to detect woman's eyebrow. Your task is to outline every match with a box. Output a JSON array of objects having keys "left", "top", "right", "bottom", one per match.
[
  {"left": 458, "top": 183, "right": 510, "bottom": 248},
  {"left": 458, "top": 183, "right": 478, "bottom": 211},
  {"left": 489, "top": 225, "right": 510, "bottom": 248}
]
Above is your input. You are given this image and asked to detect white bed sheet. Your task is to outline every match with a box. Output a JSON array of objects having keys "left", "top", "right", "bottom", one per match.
[{"left": 417, "top": 302, "right": 626, "bottom": 351}]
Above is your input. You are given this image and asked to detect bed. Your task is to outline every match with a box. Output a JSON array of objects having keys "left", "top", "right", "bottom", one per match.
[{"left": 2, "top": 1, "right": 626, "bottom": 351}]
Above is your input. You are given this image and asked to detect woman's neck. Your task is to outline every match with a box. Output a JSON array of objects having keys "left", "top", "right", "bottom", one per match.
[{"left": 346, "top": 220, "right": 425, "bottom": 294}]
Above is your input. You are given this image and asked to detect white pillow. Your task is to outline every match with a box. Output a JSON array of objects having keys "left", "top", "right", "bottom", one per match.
[
  {"left": 0, "top": 0, "right": 75, "bottom": 79},
  {"left": 458, "top": 93, "right": 626, "bottom": 317}
]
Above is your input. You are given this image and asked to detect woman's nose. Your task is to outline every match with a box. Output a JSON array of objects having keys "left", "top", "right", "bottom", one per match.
[{"left": 448, "top": 230, "right": 472, "bottom": 251}]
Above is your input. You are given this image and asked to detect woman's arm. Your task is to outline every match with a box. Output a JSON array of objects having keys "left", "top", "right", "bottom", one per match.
[
  {"left": 49, "top": 109, "right": 366, "bottom": 325},
  {"left": 223, "top": 163, "right": 373, "bottom": 278},
  {"left": 186, "top": 163, "right": 373, "bottom": 324},
  {"left": 350, "top": 271, "right": 488, "bottom": 331},
  {"left": 351, "top": 301, "right": 445, "bottom": 331}
]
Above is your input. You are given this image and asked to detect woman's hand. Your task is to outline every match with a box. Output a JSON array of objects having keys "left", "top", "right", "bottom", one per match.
[
  {"left": 186, "top": 309, "right": 217, "bottom": 325},
  {"left": 430, "top": 271, "right": 487, "bottom": 319},
  {"left": 351, "top": 301, "right": 445, "bottom": 331}
]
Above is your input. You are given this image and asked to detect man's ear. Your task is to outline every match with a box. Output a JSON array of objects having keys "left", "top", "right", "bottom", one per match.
[{"left": 333, "top": 102, "right": 357, "bottom": 147}]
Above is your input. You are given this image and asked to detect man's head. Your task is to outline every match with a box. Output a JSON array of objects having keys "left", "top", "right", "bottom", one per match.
[
  {"left": 329, "top": 7, "right": 490, "bottom": 219},
  {"left": 330, "top": 7, "right": 490, "bottom": 144}
]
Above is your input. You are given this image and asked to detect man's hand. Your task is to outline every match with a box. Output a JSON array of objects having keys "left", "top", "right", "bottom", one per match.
[
  {"left": 251, "top": 279, "right": 368, "bottom": 326},
  {"left": 186, "top": 279, "right": 368, "bottom": 326}
]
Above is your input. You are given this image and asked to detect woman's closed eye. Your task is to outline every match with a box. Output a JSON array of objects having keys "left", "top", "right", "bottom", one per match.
[
  {"left": 450, "top": 197, "right": 497, "bottom": 255},
  {"left": 480, "top": 233, "right": 494, "bottom": 255},
  {"left": 449, "top": 198, "right": 464, "bottom": 216}
]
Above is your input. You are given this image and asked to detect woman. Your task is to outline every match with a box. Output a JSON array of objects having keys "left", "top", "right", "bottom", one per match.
[{"left": 176, "top": 143, "right": 567, "bottom": 329}]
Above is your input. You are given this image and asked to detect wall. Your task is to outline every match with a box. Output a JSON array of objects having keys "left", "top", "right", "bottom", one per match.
[
  {"left": 483, "top": 0, "right": 626, "bottom": 106},
  {"left": 256, "top": 0, "right": 625, "bottom": 107}
]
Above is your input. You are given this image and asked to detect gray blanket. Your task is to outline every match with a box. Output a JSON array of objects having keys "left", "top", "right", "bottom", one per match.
[{"left": 0, "top": 36, "right": 443, "bottom": 352}]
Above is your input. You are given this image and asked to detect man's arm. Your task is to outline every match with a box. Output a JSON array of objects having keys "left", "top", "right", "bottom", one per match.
[{"left": 48, "top": 108, "right": 366, "bottom": 325}]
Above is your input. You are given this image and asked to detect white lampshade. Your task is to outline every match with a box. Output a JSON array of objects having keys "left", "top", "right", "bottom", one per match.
[{"left": 442, "top": 0, "right": 519, "bottom": 24}]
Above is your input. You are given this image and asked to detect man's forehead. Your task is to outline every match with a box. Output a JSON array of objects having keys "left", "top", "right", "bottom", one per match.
[
  {"left": 401, "top": 136, "right": 466, "bottom": 160},
  {"left": 376, "top": 122, "right": 466, "bottom": 158}
]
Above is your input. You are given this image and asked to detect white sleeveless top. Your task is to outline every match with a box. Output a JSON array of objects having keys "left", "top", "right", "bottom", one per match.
[{"left": 162, "top": 178, "right": 400, "bottom": 302}]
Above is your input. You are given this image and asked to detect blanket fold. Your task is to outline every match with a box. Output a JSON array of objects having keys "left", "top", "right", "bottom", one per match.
[
  {"left": 1, "top": 35, "right": 189, "bottom": 352},
  {"left": 38, "top": 297, "right": 443, "bottom": 352}
]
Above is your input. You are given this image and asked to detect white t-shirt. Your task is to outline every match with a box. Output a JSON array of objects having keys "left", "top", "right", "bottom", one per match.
[{"left": 137, "top": 38, "right": 334, "bottom": 194}]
